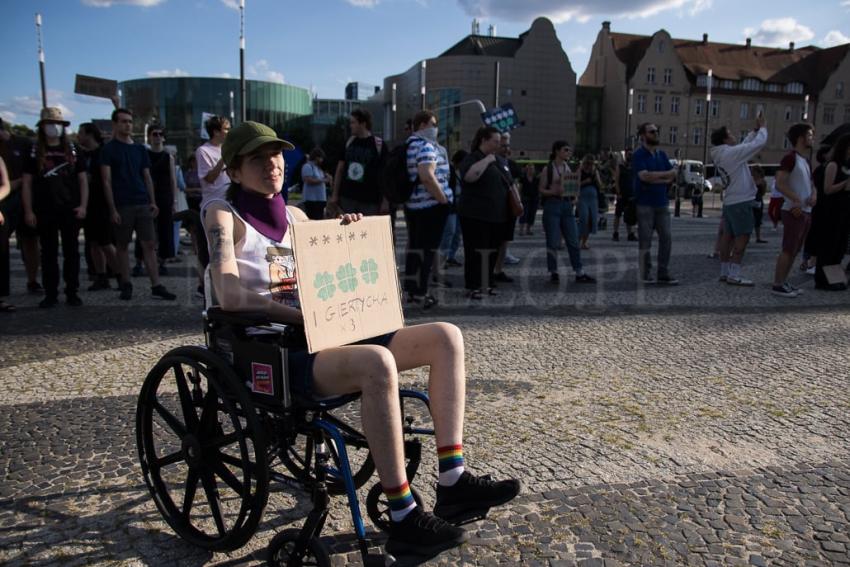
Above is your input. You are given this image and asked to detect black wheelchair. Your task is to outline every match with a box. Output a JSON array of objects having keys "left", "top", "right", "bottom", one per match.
[{"left": 136, "top": 307, "right": 434, "bottom": 566}]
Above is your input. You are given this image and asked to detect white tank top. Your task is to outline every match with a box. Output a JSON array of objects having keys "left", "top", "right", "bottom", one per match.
[{"left": 203, "top": 198, "right": 299, "bottom": 310}]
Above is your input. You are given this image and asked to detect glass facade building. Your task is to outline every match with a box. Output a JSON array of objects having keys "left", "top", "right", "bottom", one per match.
[{"left": 119, "top": 77, "right": 312, "bottom": 162}]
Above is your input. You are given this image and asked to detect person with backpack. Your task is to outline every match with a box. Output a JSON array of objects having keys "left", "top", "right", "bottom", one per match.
[
  {"left": 329, "top": 108, "right": 388, "bottom": 216},
  {"left": 402, "top": 110, "right": 451, "bottom": 309},
  {"left": 301, "top": 148, "right": 332, "bottom": 220},
  {"left": 21, "top": 107, "right": 89, "bottom": 307}
]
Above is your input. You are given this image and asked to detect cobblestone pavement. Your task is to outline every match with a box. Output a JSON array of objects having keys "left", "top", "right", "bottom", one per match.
[{"left": 2, "top": 209, "right": 850, "bottom": 566}]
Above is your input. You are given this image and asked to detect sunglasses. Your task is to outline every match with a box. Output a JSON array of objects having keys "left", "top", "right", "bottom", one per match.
[
  {"left": 150, "top": 132, "right": 164, "bottom": 137},
  {"left": 646, "top": 129, "right": 659, "bottom": 134}
]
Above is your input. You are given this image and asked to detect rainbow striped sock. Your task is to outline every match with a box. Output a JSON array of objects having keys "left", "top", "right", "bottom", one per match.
[
  {"left": 438, "top": 444, "right": 465, "bottom": 486},
  {"left": 384, "top": 481, "right": 416, "bottom": 521}
]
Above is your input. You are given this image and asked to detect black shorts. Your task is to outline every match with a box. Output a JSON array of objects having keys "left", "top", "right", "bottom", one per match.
[
  {"left": 500, "top": 216, "right": 518, "bottom": 242},
  {"left": 288, "top": 332, "right": 397, "bottom": 398}
]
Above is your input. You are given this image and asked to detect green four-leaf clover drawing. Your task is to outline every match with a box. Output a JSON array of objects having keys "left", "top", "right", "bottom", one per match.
[
  {"left": 360, "top": 258, "right": 379, "bottom": 284},
  {"left": 337, "top": 263, "right": 359, "bottom": 293},
  {"left": 313, "top": 271, "right": 336, "bottom": 301}
]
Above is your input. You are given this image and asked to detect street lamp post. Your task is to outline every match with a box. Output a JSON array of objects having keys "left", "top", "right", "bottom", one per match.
[
  {"left": 626, "top": 87, "right": 634, "bottom": 149},
  {"left": 35, "top": 13, "right": 47, "bottom": 109},
  {"left": 239, "top": 0, "right": 246, "bottom": 123},
  {"left": 803, "top": 94, "right": 809, "bottom": 121}
]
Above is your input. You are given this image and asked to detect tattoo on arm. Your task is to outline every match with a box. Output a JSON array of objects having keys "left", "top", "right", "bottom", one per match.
[{"left": 208, "top": 225, "right": 234, "bottom": 265}]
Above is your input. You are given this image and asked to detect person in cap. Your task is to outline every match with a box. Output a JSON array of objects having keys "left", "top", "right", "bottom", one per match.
[
  {"left": 204, "top": 121, "right": 520, "bottom": 558},
  {"left": 21, "top": 107, "right": 88, "bottom": 307}
]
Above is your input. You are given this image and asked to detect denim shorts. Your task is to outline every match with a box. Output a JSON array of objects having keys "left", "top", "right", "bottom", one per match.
[{"left": 288, "top": 331, "right": 397, "bottom": 398}]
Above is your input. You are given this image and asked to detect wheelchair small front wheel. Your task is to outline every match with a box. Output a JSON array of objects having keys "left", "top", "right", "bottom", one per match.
[
  {"left": 266, "top": 528, "right": 330, "bottom": 567},
  {"left": 365, "top": 483, "right": 424, "bottom": 533}
]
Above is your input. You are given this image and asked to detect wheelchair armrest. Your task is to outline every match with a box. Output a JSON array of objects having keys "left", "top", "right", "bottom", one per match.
[{"left": 205, "top": 307, "right": 271, "bottom": 328}]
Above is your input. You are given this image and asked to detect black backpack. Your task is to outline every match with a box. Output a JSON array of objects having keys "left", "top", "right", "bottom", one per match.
[{"left": 381, "top": 140, "right": 418, "bottom": 204}]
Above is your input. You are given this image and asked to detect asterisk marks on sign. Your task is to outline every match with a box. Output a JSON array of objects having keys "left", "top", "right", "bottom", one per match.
[
  {"left": 360, "top": 231, "right": 368, "bottom": 240},
  {"left": 322, "top": 235, "right": 331, "bottom": 245},
  {"left": 336, "top": 234, "right": 344, "bottom": 244},
  {"left": 309, "top": 236, "right": 318, "bottom": 247},
  {"left": 348, "top": 232, "right": 356, "bottom": 241}
]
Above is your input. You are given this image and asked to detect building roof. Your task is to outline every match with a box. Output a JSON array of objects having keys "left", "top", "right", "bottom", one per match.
[
  {"left": 609, "top": 31, "right": 848, "bottom": 93},
  {"left": 440, "top": 34, "right": 523, "bottom": 58}
]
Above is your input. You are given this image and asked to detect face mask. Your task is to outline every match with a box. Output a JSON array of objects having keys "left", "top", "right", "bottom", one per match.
[
  {"left": 44, "top": 124, "right": 64, "bottom": 138},
  {"left": 421, "top": 126, "right": 438, "bottom": 141}
]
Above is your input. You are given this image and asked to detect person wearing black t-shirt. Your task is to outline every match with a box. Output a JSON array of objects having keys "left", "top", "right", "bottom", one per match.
[
  {"left": 147, "top": 127, "right": 178, "bottom": 271},
  {"left": 518, "top": 163, "right": 539, "bottom": 236},
  {"left": 21, "top": 107, "right": 88, "bottom": 307},
  {"left": 612, "top": 149, "right": 637, "bottom": 241},
  {"left": 329, "top": 108, "right": 388, "bottom": 216}
]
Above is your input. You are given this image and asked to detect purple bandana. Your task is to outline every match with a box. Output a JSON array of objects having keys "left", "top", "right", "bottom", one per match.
[{"left": 233, "top": 189, "right": 289, "bottom": 242}]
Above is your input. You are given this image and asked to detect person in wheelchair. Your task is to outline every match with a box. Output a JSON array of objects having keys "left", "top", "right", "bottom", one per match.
[{"left": 203, "top": 121, "right": 520, "bottom": 556}]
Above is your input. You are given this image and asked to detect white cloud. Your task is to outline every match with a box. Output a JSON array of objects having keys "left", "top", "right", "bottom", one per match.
[
  {"left": 346, "top": 0, "right": 380, "bottom": 6},
  {"left": 743, "top": 18, "right": 814, "bottom": 48},
  {"left": 216, "top": 72, "right": 233, "bottom": 78},
  {"left": 568, "top": 45, "right": 589, "bottom": 55},
  {"left": 220, "top": 0, "right": 240, "bottom": 9},
  {"left": 456, "top": 0, "right": 711, "bottom": 23},
  {"left": 822, "top": 30, "right": 850, "bottom": 47},
  {"left": 146, "top": 68, "right": 190, "bottom": 77},
  {"left": 843, "top": 0, "right": 850, "bottom": 7},
  {"left": 0, "top": 96, "right": 75, "bottom": 120},
  {"left": 248, "top": 59, "right": 285, "bottom": 84},
  {"left": 0, "top": 110, "right": 17, "bottom": 123},
  {"left": 82, "top": 0, "right": 165, "bottom": 7}
]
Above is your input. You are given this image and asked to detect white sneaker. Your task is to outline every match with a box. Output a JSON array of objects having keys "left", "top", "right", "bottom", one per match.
[
  {"left": 805, "top": 266, "right": 815, "bottom": 275},
  {"left": 504, "top": 254, "right": 520, "bottom": 265},
  {"left": 726, "top": 276, "right": 754, "bottom": 287},
  {"left": 718, "top": 275, "right": 727, "bottom": 282}
]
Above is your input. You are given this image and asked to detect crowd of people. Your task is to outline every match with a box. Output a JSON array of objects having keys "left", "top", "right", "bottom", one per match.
[{"left": 1, "top": 104, "right": 849, "bottom": 313}]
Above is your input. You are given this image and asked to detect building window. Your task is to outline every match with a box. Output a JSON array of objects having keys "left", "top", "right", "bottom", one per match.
[
  {"left": 671, "top": 96, "right": 680, "bottom": 114},
  {"left": 505, "top": 88, "right": 513, "bottom": 97},
  {"left": 740, "top": 103, "right": 749, "bottom": 119},
  {"left": 695, "top": 99, "right": 703, "bottom": 116},
  {"left": 521, "top": 89, "right": 527, "bottom": 96},
  {"left": 663, "top": 68, "right": 672, "bottom": 85},
  {"left": 655, "top": 95, "right": 663, "bottom": 114},
  {"left": 824, "top": 105, "right": 836, "bottom": 125},
  {"left": 785, "top": 82, "right": 803, "bottom": 94},
  {"left": 693, "top": 127, "right": 702, "bottom": 146},
  {"left": 647, "top": 67, "right": 656, "bottom": 84},
  {"left": 637, "top": 94, "right": 646, "bottom": 113},
  {"left": 696, "top": 75, "right": 708, "bottom": 87},
  {"left": 658, "top": 39, "right": 666, "bottom": 53},
  {"left": 755, "top": 103, "right": 764, "bottom": 118},
  {"left": 784, "top": 105, "right": 792, "bottom": 121},
  {"left": 669, "top": 126, "right": 678, "bottom": 145},
  {"left": 783, "top": 137, "right": 790, "bottom": 150},
  {"left": 721, "top": 79, "right": 736, "bottom": 89},
  {"left": 766, "top": 83, "right": 781, "bottom": 93},
  {"left": 741, "top": 78, "right": 762, "bottom": 91},
  {"left": 711, "top": 100, "right": 720, "bottom": 117},
  {"left": 837, "top": 81, "right": 845, "bottom": 98}
]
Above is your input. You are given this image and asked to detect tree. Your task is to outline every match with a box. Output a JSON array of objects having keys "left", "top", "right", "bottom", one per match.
[{"left": 10, "top": 123, "right": 36, "bottom": 138}]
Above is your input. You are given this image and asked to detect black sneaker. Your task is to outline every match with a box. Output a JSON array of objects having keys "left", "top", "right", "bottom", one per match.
[
  {"left": 131, "top": 264, "right": 144, "bottom": 278},
  {"left": 385, "top": 507, "right": 467, "bottom": 557},
  {"left": 422, "top": 295, "right": 438, "bottom": 310},
  {"left": 151, "top": 284, "right": 176, "bottom": 300},
  {"left": 494, "top": 272, "right": 513, "bottom": 283},
  {"left": 657, "top": 274, "right": 679, "bottom": 286},
  {"left": 27, "top": 281, "right": 44, "bottom": 295},
  {"left": 39, "top": 296, "right": 58, "bottom": 308},
  {"left": 627, "top": 233, "right": 638, "bottom": 242},
  {"left": 575, "top": 273, "right": 596, "bottom": 283},
  {"left": 612, "top": 231, "right": 620, "bottom": 242},
  {"left": 66, "top": 293, "right": 83, "bottom": 307},
  {"left": 444, "top": 258, "right": 463, "bottom": 268},
  {"left": 434, "top": 471, "right": 521, "bottom": 525},
  {"left": 119, "top": 282, "right": 133, "bottom": 301},
  {"left": 549, "top": 272, "right": 560, "bottom": 284}
]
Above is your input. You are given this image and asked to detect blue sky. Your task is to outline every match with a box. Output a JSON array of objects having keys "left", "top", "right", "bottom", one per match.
[{"left": 3, "top": 0, "right": 849, "bottom": 129}]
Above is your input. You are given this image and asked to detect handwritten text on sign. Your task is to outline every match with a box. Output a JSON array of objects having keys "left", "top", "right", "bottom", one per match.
[{"left": 291, "top": 216, "right": 403, "bottom": 353}]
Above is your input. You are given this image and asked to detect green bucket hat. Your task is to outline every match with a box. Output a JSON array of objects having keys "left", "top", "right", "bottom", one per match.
[{"left": 222, "top": 121, "right": 295, "bottom": 166}]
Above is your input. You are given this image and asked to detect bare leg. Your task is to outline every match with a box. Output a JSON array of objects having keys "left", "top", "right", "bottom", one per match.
[
  {"left": 729, "top": 234, "right": 751, "bottom": 265},
  {"left": 21, "top": 235, "right": 39, "bottom": 284},
  {"left": 387, "top": 323, "right": 465, "bottom": 449},
  {"left": 101, "top": 244, "right": 119, "bottom": 275},
  {"left": 718, "top": 231, "right": 734, "bottom": 263},
  {"left": 312, "top": 345, "right": 406, "bottom": 489},
  {"left": 494, "top": 242, "right": 507, "bottom": 274},
  {"left": 115, "top": 243, "right": 130, "bottom": 282},
  {"left": 141, "top": 239, "right": 160, "bottom": 286},
  {"left": 90, "top": 245, "right": 106, "bottom": 274}
]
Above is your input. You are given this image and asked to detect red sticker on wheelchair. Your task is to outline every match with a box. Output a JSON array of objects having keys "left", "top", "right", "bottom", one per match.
[{"left": 251, "top": 362, "right": 274, "bottom": 395}]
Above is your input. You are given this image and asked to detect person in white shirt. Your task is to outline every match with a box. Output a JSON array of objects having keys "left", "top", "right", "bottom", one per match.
[
  {"left": 709, "top": 115, "right": 767, "bottom": 286},
  {"left": 195, "top": 116, "right": 231, "bottom": 211}
]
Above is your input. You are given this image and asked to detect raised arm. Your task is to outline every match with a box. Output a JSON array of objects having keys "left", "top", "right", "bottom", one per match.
[{"left": 463, "top": 153, "right": 496, "bottom": 183}]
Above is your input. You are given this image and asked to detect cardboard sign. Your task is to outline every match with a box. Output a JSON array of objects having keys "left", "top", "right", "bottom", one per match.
[
  {"left": 74, "top": 74, "right": 118, "bottom": 99},
  {"left": 562, "top": 171, "right": 580, "bottom": 198},
  {"left": 291, "top": 216, "right": 404, "bottom": 353},
  {"left": 481, "top": 103, "right": 521, "bottom": 133}
]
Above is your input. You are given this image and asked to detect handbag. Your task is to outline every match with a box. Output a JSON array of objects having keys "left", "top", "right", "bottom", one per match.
[{"left": 507, "top": 182, "right": 524, "bottom": 218}]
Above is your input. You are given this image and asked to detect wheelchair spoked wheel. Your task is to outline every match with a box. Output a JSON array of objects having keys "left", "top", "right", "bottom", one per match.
[
  {"left": 266, "top": 528, "right": 330, "bottom": 567},
  {"left": 365, "top": 484, "right": 424, "bottom": 533},
  {"left": 136, "top": 346, "right": 269, "bottom": 551},
  {"left": 279, "top": 412, "right": 375, "bottom": 495}
]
